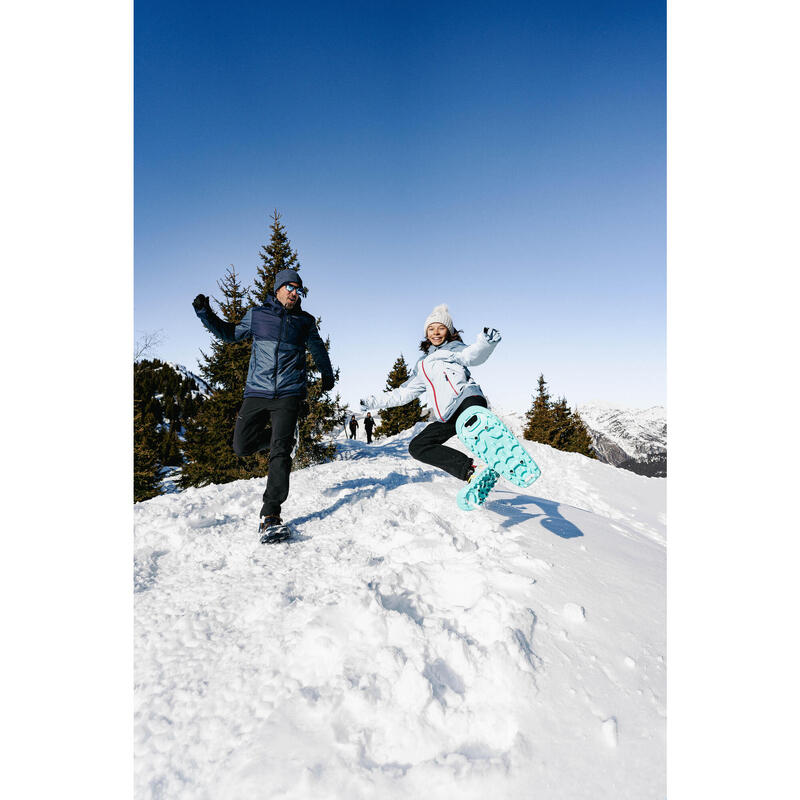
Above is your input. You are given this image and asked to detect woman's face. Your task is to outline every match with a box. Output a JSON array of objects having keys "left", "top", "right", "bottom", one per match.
[{"left": 426, "top": 323, "right": 449, "bottom": 347}]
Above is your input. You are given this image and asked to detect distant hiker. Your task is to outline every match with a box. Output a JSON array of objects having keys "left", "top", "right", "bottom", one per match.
[
  {"left": 364, "top": 412, "right": 375, "bottom": 443},
  {"left": 348, "top": 415, "right": 359, "bottom": 439},
  {"left": 360, "top": 304, "right": 502, "bottom": 501},
  {"left": 192, "top": 268, "right": 335, "bottom": 541}
]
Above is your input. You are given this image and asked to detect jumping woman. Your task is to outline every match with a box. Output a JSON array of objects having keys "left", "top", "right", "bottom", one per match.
[{"left": 360, "top": 303, "right": 507, "bottom": 509}]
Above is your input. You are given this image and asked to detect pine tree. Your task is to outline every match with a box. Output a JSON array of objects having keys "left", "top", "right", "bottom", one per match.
[
  {"left": 181, "top": 266, "right": 268, "bottom": 487},
  {"left": 251, "top": 209, "right": 301, "bottom": 305},
  {"left": 523, "top": 374, "right": 554, "bottom": 444},
  {"left": 198, "top": 266, "right": 252, "bottom": 394},
  {"left": 146, "top": 396, "right": 164, "bottom": 425},
  {"left": 160, "top": 429, "right": 183, "bottom": 467},
  {"left": 375, "top": 355, "right": 427, "bottom": 438},
  {"left": 522, "top": 374, "right": 597, "bottom": 459},
  {"left": 294, "top": 328, "right": 346, "bottom": 468},
  {"left": 548, "top": 396, "right": 574, "bottom": 450},
  {"left": 134, "top": 400, "right": 162, "bottom": 502},
  {"left": 133, "top": 358, "right": 212, "bottom": 501},
  {"left": 565, "top": 409, "right": 598, "bottom": 458}
]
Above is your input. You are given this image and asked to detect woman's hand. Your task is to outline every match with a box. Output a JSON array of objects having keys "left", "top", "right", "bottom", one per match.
[{"left": 483, "top": 327, "right": 501, "bottom": 343}]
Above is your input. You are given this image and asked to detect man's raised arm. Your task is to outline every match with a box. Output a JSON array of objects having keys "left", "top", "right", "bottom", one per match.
[{"left": 192, "top": 294, "right": 252, "bottom": 343}]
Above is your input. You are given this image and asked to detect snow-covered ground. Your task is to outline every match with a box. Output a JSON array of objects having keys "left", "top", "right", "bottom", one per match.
[{"left": 134, "top": 417, "right": 665, "bottom": 799}]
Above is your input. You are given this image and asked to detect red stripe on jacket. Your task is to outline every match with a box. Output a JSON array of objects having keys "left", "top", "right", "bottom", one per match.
[{"left": 420, "top": 360, "right": 444, "bottom": 421}]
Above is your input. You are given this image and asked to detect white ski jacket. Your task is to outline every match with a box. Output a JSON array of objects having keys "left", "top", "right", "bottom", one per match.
[{"left": 363, "top": 330, "right": 500, "bottom": 422}]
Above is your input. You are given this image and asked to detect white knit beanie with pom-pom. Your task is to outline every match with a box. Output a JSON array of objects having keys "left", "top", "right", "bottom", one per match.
[{"left": 423, "top": 304, "right": 455, "bottom": 336}]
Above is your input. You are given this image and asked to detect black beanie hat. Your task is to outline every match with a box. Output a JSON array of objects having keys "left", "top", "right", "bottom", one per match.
[{"left": 274, "top": 269, "right": 306, "bottom": 295}]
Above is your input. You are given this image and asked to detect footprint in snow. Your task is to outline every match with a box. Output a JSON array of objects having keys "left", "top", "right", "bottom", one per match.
[
  {"left": 601, "top": 717, "right": 619, "bottom": 747},
  {"left": 562, "top": 603, "right": 586, "bottom": 624}
]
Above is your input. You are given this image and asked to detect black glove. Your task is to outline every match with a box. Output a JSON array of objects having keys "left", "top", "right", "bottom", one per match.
[
  {"left": 321, "top": 374, "right": 335, "bottom": 392},
  {"left": 192, "top": 294, "right": 210, "bottom": 312}
]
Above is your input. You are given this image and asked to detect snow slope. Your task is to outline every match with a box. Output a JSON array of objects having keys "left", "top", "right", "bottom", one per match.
[{"left": 134, "top": 420, "right": 665, "bottom": 800}]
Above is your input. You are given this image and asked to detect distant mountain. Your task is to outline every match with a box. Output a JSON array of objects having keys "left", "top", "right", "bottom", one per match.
[
  {"left": 576, "top": 403, "right": 666, "bottom": 477},
  {"left": 168, "top": 363, "right": 213, "bottom": 398}
]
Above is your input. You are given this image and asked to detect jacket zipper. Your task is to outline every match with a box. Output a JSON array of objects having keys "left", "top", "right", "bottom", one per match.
[
  {"left": 273, "top": 307, "right": 286, "bottom": 398},
  {"left": 444, "top": 372, "right": 459, "bottom": 395}
]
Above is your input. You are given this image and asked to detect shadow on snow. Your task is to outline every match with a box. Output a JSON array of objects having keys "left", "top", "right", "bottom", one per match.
[
  {"left": 484, "top": 495, "right": 584, "bottom": 539},
  {"left": 290, "top": 470, "right": 435, "bottom": 527}
]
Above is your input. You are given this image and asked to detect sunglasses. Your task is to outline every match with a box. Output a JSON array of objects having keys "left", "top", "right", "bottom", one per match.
[{"left": 282, "top": 283, "right": 303, "bottom": 295}]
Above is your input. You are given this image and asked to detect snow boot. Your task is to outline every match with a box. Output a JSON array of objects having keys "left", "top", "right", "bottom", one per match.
[
  {"left": 259, "top": 516, "right": 292, "bottom": 544},
  {"left": 457, "top": 464, "right": 500, "bottom": 511}
]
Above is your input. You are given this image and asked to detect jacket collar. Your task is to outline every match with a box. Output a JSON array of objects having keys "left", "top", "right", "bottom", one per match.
[
  {"left": 427, "top": 341, "right": 458, "bottom": 354},
  {"left": 265, "top": 294, "right": 302, "bottom": 314}
]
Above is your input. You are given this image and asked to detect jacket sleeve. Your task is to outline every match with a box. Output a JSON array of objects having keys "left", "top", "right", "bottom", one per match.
[
  {"left": 307, "top": 318, "right": 334, "bottom": 383},
  {"left": 366, "top": 365, "right": 426, "bottom": 410},
  {"left": 196, "top": 305, "right": 253, "bottom": 343},
  {"left": 452, "top": 330, "right": 499, "bottom": 367}
]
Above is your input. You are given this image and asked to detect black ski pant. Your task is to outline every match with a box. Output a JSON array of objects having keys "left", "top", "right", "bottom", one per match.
[
  {"left": 408, "top": 396, "right": 488, "bottom": 481},
  {"left": 232, "top": 396, "right": 300, "bottom": 518},
  {"left": 365, "top": 428, "right": 373, "bottom": 443}
]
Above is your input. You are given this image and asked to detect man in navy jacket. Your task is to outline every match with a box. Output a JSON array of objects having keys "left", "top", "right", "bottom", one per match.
[{"left": 193, "top": 268, "right": 334, "bottom": 537}]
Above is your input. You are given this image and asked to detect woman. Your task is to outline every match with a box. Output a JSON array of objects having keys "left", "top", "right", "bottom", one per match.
[{"left": 360, "top": 304, "right": 503, "bottom": 508}]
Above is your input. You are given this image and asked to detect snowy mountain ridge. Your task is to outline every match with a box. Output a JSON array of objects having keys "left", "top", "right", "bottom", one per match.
[
  {"left": 168, "top": 362, "right": 213, "bottom": 398},
  {"left": 575, "top": 403, "right": 666, "bottom": 477},
  {"left": 135, "top": 417, "right": 665, "bottom": 799}
]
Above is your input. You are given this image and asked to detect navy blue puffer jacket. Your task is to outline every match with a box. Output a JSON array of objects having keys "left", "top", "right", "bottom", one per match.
[{"left": 195, "top": 295, "right": 334, "bottom": 399}]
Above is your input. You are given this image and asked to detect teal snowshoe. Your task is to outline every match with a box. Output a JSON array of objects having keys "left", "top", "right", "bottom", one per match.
[
  {"left": 456, "top": 407, "right": 541, "bottom": 488},
  {"left": 457, "top": 465, "right": 501, "bottom": 511}
]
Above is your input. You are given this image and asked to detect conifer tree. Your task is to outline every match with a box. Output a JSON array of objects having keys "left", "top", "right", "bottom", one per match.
[
  {"left": 565, "top": 409, "right": 598, "bottom": 458},
  {"left": 181, "top": 266, "right": 268, "bottom": 487},
  {"left": 198, "top": 266, "right": 252, "bottom": 393},
  {"left": 375, "top": 355, "right": 427, "bottom": 437},
  {"left": 134, "top": 400, "right": 162, "bottom": 502},
  {"left": 146, "top": 396, "right": 164, "bottom": 425},
  {"left": 548, "top": 396, "right": 574, "bottom": 450},
  {"left": 523, "top": 374, "right": 554, "bottom": 444},
  {"left": 294, "top": 329, "right": 346, "bottom": 468},
  {"left": 522, "top": 374, "right": 597, "bottom": 459},
  {"left": 251, "top": 209, "right": 301, "bottom": 305},
  {"left": 160, "top": 429, "right": 183, "bottom": 467}
]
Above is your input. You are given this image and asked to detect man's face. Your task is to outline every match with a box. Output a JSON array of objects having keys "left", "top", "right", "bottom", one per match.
[{"left": 276, "top": 282, "right": 301, "bottom": 309}]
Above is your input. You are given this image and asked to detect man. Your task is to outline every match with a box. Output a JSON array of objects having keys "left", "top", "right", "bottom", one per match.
[
  {"left": 348, "top": 415, "right": 359, "bottom": 439},
  {"left": 192, "top": 268, "right": 334, "bottom": 541},
  {"left": 364, "top": 412, "right": 375, "bottom": 443}
]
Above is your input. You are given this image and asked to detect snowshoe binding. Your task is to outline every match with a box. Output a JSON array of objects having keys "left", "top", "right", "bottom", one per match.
[
  {"left": 258, "top": 516, "right": 292, "bottom": 544},
  {"left": 456, "top": 407, "right": 541, "bottom": 488},
  {"left": 457, "top": 464, "right": 500, "bottom": 511}
]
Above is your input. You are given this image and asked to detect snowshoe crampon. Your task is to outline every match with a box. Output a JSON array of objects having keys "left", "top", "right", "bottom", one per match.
[
  {"left": 457, "top": 465, "right": 500, "bottom": 510},
  {"left": 258, "top": 517, "right": 293, "bottom": 545},
  {"left": 456, "top": 407, "right": 541, "bottom": 488}
]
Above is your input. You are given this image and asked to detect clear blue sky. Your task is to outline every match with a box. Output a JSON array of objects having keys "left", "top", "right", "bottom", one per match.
[{"left": 135, "top": 0, "right": 665, "bottom": 411}]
